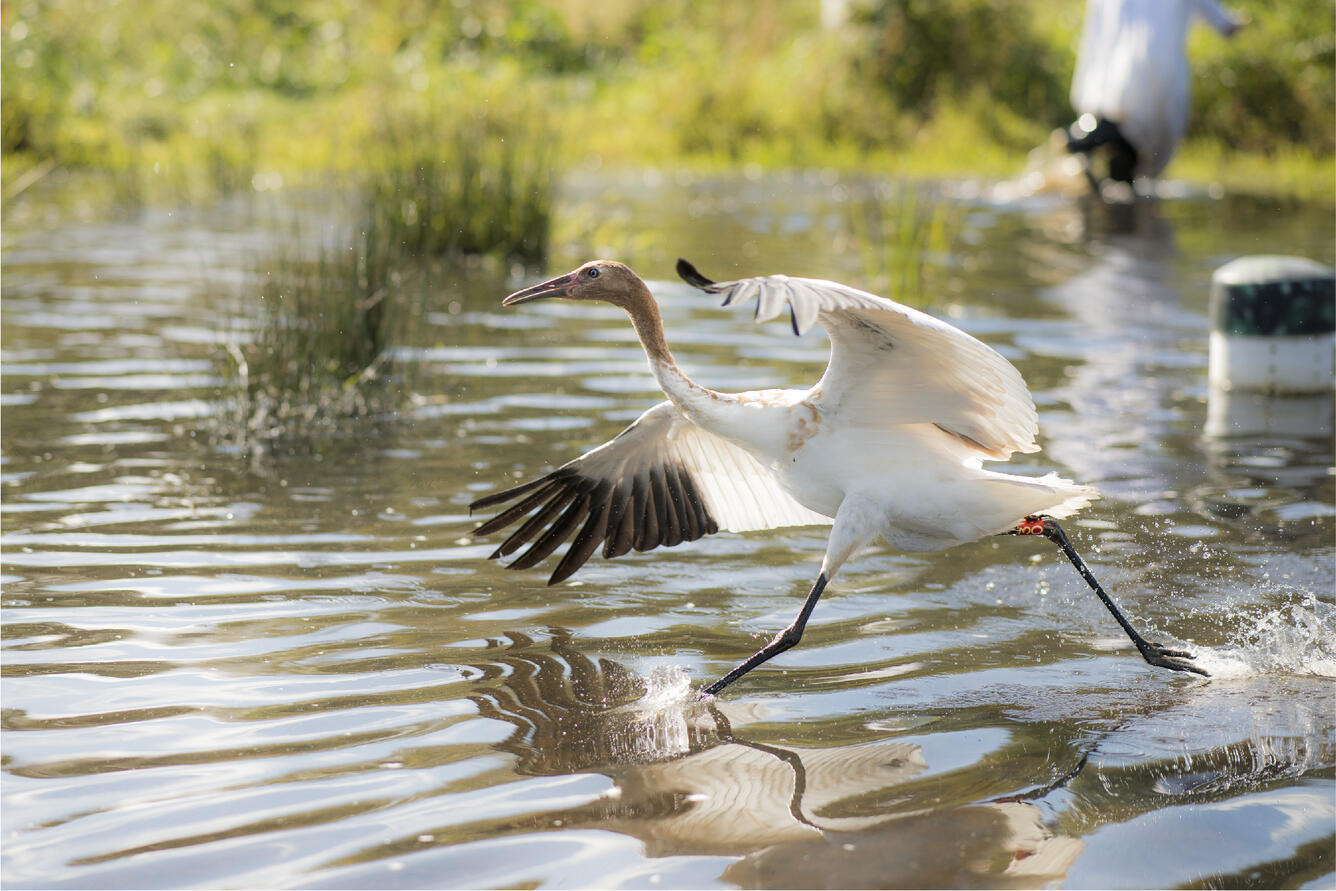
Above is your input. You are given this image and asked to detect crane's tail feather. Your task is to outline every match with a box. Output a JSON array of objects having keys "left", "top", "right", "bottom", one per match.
[
  {"left": 993, "top": 473, "right": 1099, "bottom": 529},
  {"left": 1042, "top": 484, "right": 1100, "bottom": 520}
]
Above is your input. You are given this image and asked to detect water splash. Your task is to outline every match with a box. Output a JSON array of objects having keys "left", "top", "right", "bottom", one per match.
[
  {"left": 1192, "top": 591, "right": 1336, "bottom": 679},
  {"left": 641, "top": 664, "right": 695, "bottom": 705},
  {"left": 607, "top": 665, "right": 706, "bottom": 762}
]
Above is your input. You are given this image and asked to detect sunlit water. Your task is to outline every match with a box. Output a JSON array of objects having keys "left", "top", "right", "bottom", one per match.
[{"left": 3, "top": 173, "right": 1334, "bottom": 890}]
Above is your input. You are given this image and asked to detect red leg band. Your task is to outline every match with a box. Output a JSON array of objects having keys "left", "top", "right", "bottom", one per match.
[{"left": 1015, "top": 516, "right": 1046, "bottom": 535}]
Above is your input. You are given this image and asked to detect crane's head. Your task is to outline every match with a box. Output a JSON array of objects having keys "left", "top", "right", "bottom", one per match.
[{"left": 502, "top": 260, "right": 649, "bottom": 310}]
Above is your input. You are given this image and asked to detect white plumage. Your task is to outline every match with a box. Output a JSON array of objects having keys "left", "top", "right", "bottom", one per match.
[{"left": 470, "top": 258, "right": 1205, "bottom": 693}]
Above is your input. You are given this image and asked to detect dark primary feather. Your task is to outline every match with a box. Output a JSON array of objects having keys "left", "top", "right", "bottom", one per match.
[
  {"left": 469, "top": 461, "right": 719, "bottom": 585},
  {"left": 675, "top": 258, "right": 717, "bottom": 290}
]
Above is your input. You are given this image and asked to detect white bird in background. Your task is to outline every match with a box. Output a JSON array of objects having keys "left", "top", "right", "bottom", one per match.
[{"left": 469, "top": 259, "right": 1208, "bottom": 695}]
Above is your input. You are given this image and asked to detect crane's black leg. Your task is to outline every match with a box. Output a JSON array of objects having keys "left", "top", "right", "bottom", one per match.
[
  {"left": 701, "top": 572, "right": 828, "bottom": 697},
  {"left": 1012, "top": 516, "right": 1208, "bottom": 676}
]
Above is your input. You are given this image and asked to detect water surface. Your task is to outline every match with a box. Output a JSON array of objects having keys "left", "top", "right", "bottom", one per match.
[{"left": 3, "top": 174, "right": 1334, "bottom": 889}]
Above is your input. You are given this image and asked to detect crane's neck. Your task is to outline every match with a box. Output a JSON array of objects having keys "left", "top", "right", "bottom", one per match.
[
  {"left": 624, "top": 290, "right": 736, "bottom": 428},
  {"left": 624, "top": 286, "right": 796, "bottom": 463},
  {"left": 624, "top": 293, "right": 675, "bottom": 369}
]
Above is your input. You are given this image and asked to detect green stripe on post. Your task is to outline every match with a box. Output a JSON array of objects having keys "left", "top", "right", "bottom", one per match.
[
  {"left": 1208, "top": 255, "right": 1335, "bottom": 397},
  {"left": 1211, "top": 256, "right": 1335, "bottom": 337}
]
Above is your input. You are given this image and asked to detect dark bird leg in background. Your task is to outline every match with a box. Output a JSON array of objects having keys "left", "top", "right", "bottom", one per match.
[
  {"left": 1013, "top": 515, "right": 1208, "bottom": 676},
  {"left": 701, "top": 573, "right": 829, "bottom": 697},
  {"left": 1066, "top": 117, "right": 1139, "bottom": 188}
]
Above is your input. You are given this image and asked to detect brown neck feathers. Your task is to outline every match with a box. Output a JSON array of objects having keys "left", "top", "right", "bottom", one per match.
[{"left": 623, "top": 284, "right": 674, "bottom": 367}]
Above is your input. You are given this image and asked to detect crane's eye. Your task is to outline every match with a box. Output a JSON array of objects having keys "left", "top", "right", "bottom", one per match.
[{"left": 586, "top": 267, "right": 600, "bottom": 279}]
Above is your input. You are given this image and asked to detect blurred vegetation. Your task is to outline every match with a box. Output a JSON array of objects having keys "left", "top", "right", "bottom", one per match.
[
  {"left": 852, "top": 182, "right": 962, "bottom": 306},
  {"left": 367, "top": 93, "right": 555, "bottom": 264},
  {"left": 853, "top": 0, "right": 1074, "bottom": 140},
  {"left": 219, "top": 86, "right": 559, "bottom": 446},
  {"left": 1189, "top": 0, "right": 1335, "bottom": 158},
  {"left": 2, "top": 0, "right": 1331, "bottom": 204},
  {"left": 220, "top": 211, "right": 425, "bottom": 449}
]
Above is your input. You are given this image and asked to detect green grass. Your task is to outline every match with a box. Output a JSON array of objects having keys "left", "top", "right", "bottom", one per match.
[
  {"left": 1172, "top": 142, "right": 1336, "bottom": 204},
  {"left": 3, "top": 0, "right": 1329, "bottom": 207}
]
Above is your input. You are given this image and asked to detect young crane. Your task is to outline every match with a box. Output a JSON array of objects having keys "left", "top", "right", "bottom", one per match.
[{"left": 469, "top": 259, "right": 1208, "bottom": 695}]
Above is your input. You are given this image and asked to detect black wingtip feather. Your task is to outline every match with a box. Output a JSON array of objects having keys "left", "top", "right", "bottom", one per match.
[
  {"left": 471, "top": 482, "right": 560, "bottom": 539},
  {"left": 470, "top": 455, "right": 725, "bottom": 582},
  {"left": 676, "top": 258, "right": 716, "bottom": 290},
  {"left": 469, "top": 476, "right": 549, "bottom": 513}
]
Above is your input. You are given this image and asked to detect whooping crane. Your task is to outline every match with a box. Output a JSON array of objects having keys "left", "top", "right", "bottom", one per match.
[{"left": 469, "top": 259, "right": 1208, "bottom": 694}]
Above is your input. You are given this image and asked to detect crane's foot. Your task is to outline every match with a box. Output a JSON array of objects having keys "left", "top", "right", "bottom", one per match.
[{"left": 1136, "top": 640, "right": 1208, "bottom": 676}]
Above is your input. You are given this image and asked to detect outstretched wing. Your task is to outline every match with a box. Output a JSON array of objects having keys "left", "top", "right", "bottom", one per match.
[
  {"left": 677, "top": 259, "right": 1038, "bottom": 460},
  {"left": 469, "top": 401, "right": 831, "bottom": 584}
]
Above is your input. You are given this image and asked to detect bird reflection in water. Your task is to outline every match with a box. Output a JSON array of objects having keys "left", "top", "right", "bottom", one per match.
[
  {"left": 468, "top": 628, "right": 715, "bottom": 774},
  {"left": 467, "top": 629, "right": 1084, "bottom": 886}
]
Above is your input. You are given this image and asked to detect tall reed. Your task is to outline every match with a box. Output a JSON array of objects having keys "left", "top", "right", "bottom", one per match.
[
  {"left": 364, "top": 97, "right": 556, "bottom": 264},
  {"left": 851, "top": 183, "right": 960, "bottom": 306},
  {"left": 221, "top": 212, "right": 422, "bottom": 449},
  {"left": 219, "top": 92, "right": 557, "bottom": 450}
]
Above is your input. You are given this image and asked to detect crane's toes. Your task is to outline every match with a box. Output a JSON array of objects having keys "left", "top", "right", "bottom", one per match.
[{"left": 1139, "top": 641, "right": 1210, "bottom": 677}]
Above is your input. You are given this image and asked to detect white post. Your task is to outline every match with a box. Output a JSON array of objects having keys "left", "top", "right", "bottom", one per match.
[{"left": 1206, "top": 255, "right": 1334, "bottom": 438}]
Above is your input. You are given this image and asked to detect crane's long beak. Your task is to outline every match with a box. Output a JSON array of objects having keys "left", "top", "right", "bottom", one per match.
[{"left": 503, "top": 271, "right": 577, "bottom": 306}]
